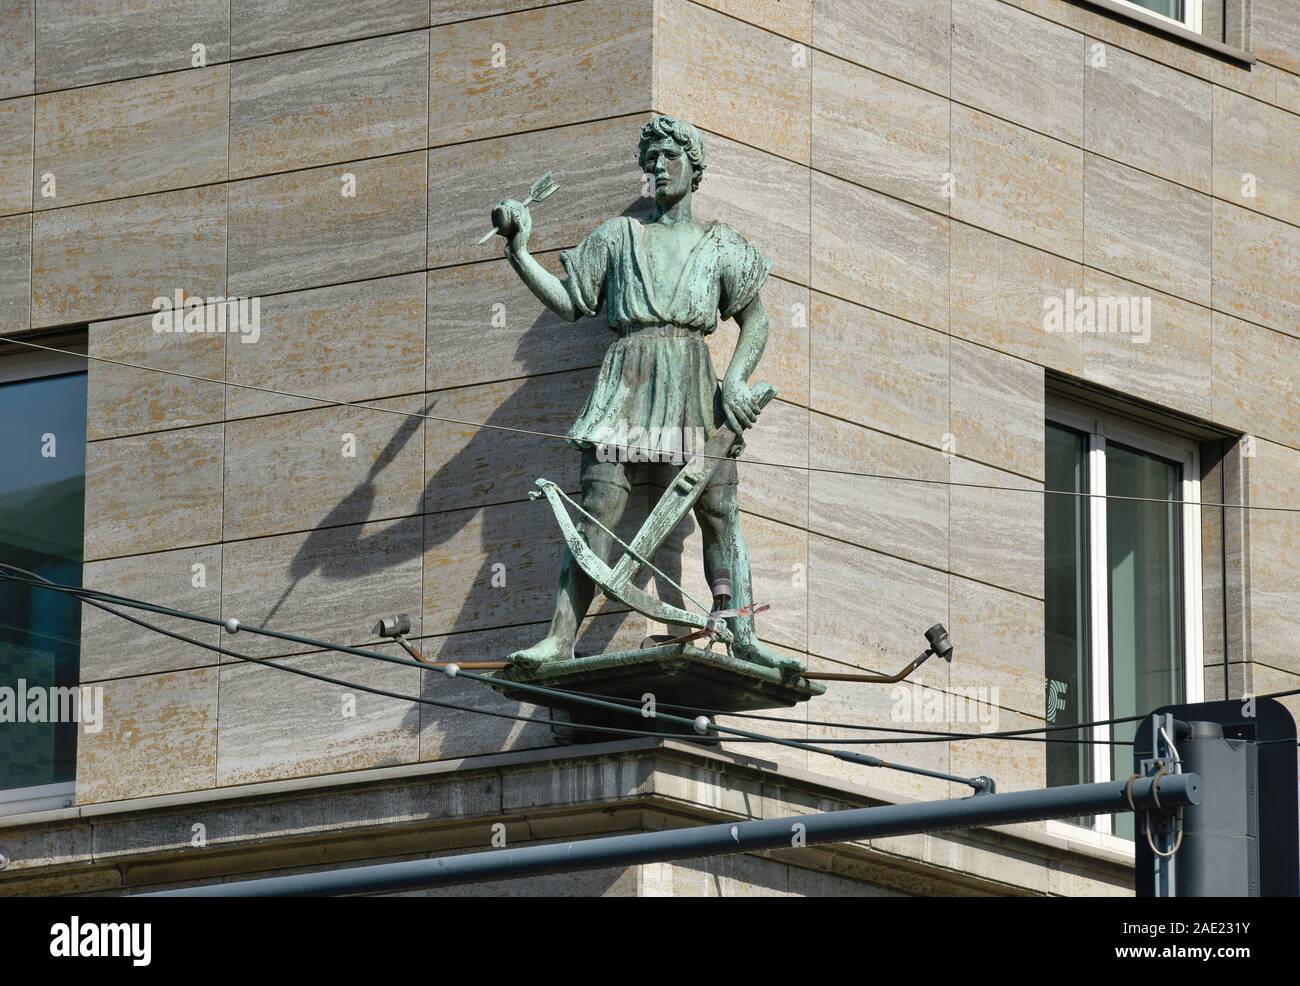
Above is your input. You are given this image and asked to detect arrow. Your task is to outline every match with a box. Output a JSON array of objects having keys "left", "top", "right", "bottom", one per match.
[{"left": 477, "top": 171, "right": 561, "bottom": 245}]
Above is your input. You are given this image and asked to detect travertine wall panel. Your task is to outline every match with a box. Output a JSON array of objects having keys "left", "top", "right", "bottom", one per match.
[
  {"left": 814, "top": 0, "right": 950, "bottom": 95},
  {"left": 806, "top": 651, "right": 951, "bottom": 802},
  {"left": 949, "top": 340, "right": 1045, "bottom": 481},
  {"left": 222, "top": 396, "right": 427, "bottom": 540},
  {"left": 655, "top": 0, "right": 810, "bottom": 164},
  {"left": 216, "top": 645, "right": 422, "bottom": 786},
  {"left": 812, "top": 53, "right": 950, "bottom": 213},
  {"left": 1251, "top": 0, "right": 1300, "bottom": 74},
  {"left": 426, "top": 254, "right": 607, "bottom": 389},
  {"left": 220, "top": 516, "right": 425, "bottom": 659},
  {"left": 229, "top": 33, "right": 428, "bottom": 178},
  {"left": 74, "top": 668, "right": 218, "bottom": 804},
  {"left": 1078, "top": 268, "right": 1214, "bottom": 419},
  {"left": 949, "top": 222, "right": 1084, "bottom": 374},
  {"left": 426, "top": 116, "right": 651, "bottom": 270},
  {"left": 809, "top": 533, "right": 949, "bottom": 676},
  {"left": 1083, "top": 154, "right": 1212, "bottom": 307},
  {"left": 34, "top": 67, "right": 229, "bottom": 209},
  {"left": 80, "top": 545, "right": 223, "bottom": 680},
  {"left": 227, "top": 151, "right": 426, "bottom": 297},
  {"left": 810, "top": 292, "right": 949, "bottom": 448},
  {"left": 1245, "top": 439, "right": 1300, "bottom": 677},
  {"left": 430, "top": 0, "right": 651, "bottom": 145},
  {"left": 811, "top": 173, "right": 949, "bottom": 331},
  {"left": 0, "top": 96, "right": 33, "bottom": 216},
  {"left": 808, "top": 411, "right": 949, "bottom": 571},
  {"left": 0, "top": 0, "right": 34, "bottom": 99},
  {"left": 952, "top": 0, "right": 1084, "bottom": 144},
  {"left": 0, "top": 214, "right": 31, "bottom": 334},
  {"left": 733, "top": 397, "right": 810, "bottom": 530},
  {"left": 35, "top": 1, "right": 230, "bottom": 90},
  {"left": 1211, "top": 198, "right": 1300, "bottom": 336},
  {"left": 949, "top": 705, "right": 1046, "bottom": 795},
  {"left": 948, "top": 458, "right": 1044, "bottom": 600},
  {"left": 226, "top": 273, "right": 427, "bottom": 418},
  {"left": 1212, "top": 86, "right": 1300, "bottom": 226},
  {"left": 1212, "top": 313, "right": 1299, "bottom": 449},
  {"left": 694, "top": 0, "right": 811, "bottom": 42},
  {"left": 231, "top": 0, "right": 430, "bottom": 58},
  {"left": 951, "top": 104, "right": 1083, "bottom": 260},
  {"left": 83, "top": 424, "right": 225, "bottom": 560},
  {"left": 1084, "top": 43, "right": 1212, "bottom": 193},
  {"left": 421, "top": 369, "right": 597, "bottom": 513},
  {"left": 32, "top": 184, "right": 227, "bottom": 327},
  {"left": 87, "top": 311, "right": 225, "bottom": 439}
]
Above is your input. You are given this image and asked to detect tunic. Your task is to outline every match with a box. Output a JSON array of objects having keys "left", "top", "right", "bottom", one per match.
[{"left": 558, "top": 216, "right": 772, "bottom": 459}]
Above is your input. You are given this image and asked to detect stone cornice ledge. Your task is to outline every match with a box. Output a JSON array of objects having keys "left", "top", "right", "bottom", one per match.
[
  {"left": 1070, "top": 0, "right": 1256, "bottom": 65},
  {"left": 0, "top": 739, "right": 1133, "bottom": 895}
]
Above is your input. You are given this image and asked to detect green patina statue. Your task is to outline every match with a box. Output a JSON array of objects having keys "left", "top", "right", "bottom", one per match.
[{"left": 491, "top": 115, "right": 800, "bottom": 675}]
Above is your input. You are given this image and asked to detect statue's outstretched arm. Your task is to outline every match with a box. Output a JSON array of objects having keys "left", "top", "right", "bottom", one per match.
[{"left": 492, "top": 198, "right": 580, "bottom": 322}]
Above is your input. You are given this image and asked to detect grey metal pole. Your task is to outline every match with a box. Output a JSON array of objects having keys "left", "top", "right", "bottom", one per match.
[{"left": 141, "top": 772, "right": 1199, "bottom": 897}]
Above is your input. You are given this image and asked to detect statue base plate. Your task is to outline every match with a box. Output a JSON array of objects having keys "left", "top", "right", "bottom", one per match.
[{"left": 489, "top": 643, "right": 825, "bottom": 742}]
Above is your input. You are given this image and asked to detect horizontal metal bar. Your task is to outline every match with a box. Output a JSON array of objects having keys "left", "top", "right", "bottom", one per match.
[
  {"left": 142, "top": 773, "right": 1199, "bottom": 897},
  {"left": 0, "top": 573, "right": 995, "bottom": 790}
]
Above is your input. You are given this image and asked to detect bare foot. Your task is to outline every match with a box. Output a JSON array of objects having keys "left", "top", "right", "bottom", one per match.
[{"left": 507, "top": 634, "right": 574, "bottom": 670}]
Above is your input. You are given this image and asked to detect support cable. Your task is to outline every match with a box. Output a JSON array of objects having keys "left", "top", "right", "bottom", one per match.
[
  {"left": 0, "top": 570, "right": 986, "bottom": 790},
  {"left": 0, "top": 567, "right": 1144, "bottom": 747}
]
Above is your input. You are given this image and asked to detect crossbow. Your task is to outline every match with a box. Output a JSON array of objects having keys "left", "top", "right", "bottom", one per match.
[{"left": 530, "top": 381, "right": 779, "bottom": 647}]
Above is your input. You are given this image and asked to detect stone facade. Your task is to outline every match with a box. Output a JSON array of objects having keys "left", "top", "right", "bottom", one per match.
[{"left": 0, "top": 0, "right": 1296, "bottom": 895}]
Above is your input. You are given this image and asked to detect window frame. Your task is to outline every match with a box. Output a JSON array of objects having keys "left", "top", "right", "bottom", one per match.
[
  {"left": 1044, "top": 397, "right": 1203, "bottom": 852},
  {"left": 1112, "top": 0, "right": 1203, "bottom": 33},
  {"left": 0, "top": 780, "right": 76, "bottom": 816},
  {"left": 0, "top": 340, "right": 87, "bottom": 818},
  {"left": 0, "top": 337, "right": 86, "bottom": 385}
]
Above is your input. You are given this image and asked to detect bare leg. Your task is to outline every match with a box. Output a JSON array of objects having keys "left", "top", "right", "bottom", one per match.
[
  {"left": 509, "top": 479, "right": 629, "bottom": 668},
  {"left": 694, "top": 483, "right": 804, "bottom": 673}
]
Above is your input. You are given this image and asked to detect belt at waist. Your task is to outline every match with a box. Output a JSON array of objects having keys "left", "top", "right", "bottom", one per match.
[{"left": 615, "top": 322, "right": 712, "bottom": 340}]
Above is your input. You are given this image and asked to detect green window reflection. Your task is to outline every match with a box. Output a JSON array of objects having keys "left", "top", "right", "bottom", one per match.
[
  {"left": 1106, "top": 442, "right": 1184, "bottom": 840},
  {"left": 1123, "top": 0, "right": 1185, "bottom": 21},
  {"left": 0, "top": 371, "right": 87, "bottom": 795},
  {"left": 1045, "top": 423, "right": 1092, "bottom": 824}
]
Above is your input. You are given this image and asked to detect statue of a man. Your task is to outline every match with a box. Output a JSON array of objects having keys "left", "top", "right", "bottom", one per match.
[{"left": 491, "top": 115, "right": 793, "bottom": 672}]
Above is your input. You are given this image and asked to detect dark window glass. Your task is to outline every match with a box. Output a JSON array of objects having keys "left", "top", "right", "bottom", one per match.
[
  {"left": 1045, "top": 423, "right": 1092, "bottom": 824},
  {"left": 0, "top": 371, "right": 87, "bottom": 793}
]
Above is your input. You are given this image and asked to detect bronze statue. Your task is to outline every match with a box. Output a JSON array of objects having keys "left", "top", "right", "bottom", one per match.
[{"left": 491, "top": 115, "right": 798, "bottom": 674}]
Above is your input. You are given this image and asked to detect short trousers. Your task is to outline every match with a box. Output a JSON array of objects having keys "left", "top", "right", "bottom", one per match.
[{"left": 579, "top": 447, "right": 738, "bottom": 494}]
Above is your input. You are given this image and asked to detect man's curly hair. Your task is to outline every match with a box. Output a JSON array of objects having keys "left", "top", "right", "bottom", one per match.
[{"left": 638, "top": 116, "right": 706, "bottom": 190}]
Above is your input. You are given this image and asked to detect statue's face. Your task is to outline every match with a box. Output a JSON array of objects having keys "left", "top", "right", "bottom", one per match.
[{"left": 643, "top": 137, "right": 694, "bottom": 205}]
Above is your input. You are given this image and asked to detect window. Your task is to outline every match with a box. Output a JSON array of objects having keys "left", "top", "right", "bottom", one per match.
[
  {"left": 1114, "top": 0, "right": 1203, "bottom": 32},
  {"left": 1044, "top": 398, "right": 1202, "bottom": 847},
  {"left": 0, "top": 347, "right": 87, "bottom": 815}
]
